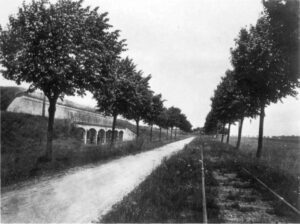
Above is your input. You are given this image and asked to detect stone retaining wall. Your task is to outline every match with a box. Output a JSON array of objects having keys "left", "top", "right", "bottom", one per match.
[{"left": 6, "top": 93, "right": 136, "bottom": 143}]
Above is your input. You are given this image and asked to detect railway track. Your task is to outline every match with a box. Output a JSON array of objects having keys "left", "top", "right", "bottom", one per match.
[
  {"left": 200, "top": 142, "right": 300, "bottom": 223},
  {"left": 200, "top": 144, "right": 208, "bottom": 223},
  {"left": 242, "top": 168, "right": 300, "bottom": 216}
]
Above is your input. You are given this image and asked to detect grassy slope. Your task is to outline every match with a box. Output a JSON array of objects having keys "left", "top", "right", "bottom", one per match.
[
  {"left": 1, "top": 111, "right": 188, "bottom": 188},
  {"left": 100, "top": 137, "right": 299, "bottom": 223},
  {"left": 1, "top": 86, "right": 26, "bottom": 110},
  {"left": 1, "top": 111, "right": 81, "bottom": 187}
]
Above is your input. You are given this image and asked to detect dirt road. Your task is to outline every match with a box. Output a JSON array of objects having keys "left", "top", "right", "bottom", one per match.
[{"left": 1, "top": 137, "right": 194, "bottom": 223}]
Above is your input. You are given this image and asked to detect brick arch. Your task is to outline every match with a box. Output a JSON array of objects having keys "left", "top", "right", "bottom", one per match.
[
  {"left": 87, "top": 128, "right": 97, "bottom": 144},
  {"left": 97, "top": 129, "right": 106, "bottom": 144},
  {"left": 106, "top": 130, "right": 112, "bottom": 143},
  {"left": 76, "top": 127, "right": 86, "bottom": 143},
  {"left": 119, "top": 131, "right": 124, "bottom": 141}
]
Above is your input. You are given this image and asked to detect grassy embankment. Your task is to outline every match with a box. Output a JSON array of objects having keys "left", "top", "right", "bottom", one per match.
[
  {"left": 100, "top": 137, "right": 299, "bottom": 223},
  {"left": 1, "top": 111, "right": 189, "bottom": 188}
]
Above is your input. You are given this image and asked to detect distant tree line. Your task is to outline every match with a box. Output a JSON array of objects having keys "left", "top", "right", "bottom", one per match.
[
  {"left": 0, "top": 0, "right": 192, "bottom": 161},
  {"left": 204, "top": 0, "right": 299, "bottom": 158}
]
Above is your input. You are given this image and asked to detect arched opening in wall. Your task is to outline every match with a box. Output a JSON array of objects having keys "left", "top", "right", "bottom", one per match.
[
  {"left": 114, "top": 130, "right": 118, "bottom": 142},
  {"left": 87, "top": 128, "right": 97, "bottom": 144},
  {"left": 106, "top": 130, "right": 112, "bottom": 143},
  {"left": 119, "top": 131, "right": 124, "bottom": 142},
  {"left": 75, "top": 128, "right": 86, "bottom": 142},
  {"left": 98, "top": 129, "right": 105, "bottom": 144}
]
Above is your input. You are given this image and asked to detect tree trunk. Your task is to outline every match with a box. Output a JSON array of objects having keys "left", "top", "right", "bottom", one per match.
[
  {"left": 175, "top": 128, "right": 177, "bottom": 139},
  {"left": 166, "top": 128, "right": 168, "bottom": 139},
  {"left": 42, "top": 95, "right": 46, "bottom": 117},
  {"left": 297, "top": 176, "right": 300, "bottom": 210},
  {"left": 136, "top": 119, "right": 140, "bottom": 140},
  {"left": 150, "top": 125, "right": 153, "bottom": 142},
  {"left": 226, "top": 123, "right": 231, "bottom": 144},
  {"left": 159, "top": 127, "right": 162, "bottom": 141},
  {"left": 236, "top": 116, "right": 244, "bottom": 149},
  {"left": 111, "top": 114, "right": 117, "bottom": 147},
  {"left": 45, "top": 97, "right": 58, "bottom": 161},
  {"left": 170, "top": 127, "right": 173, "bottom": 139},
  {"left": 221, "top": 124, "right": 225, "bottom": 143},
  {"left": 256, "top": 103, "right": 265, "bottom": 158}
]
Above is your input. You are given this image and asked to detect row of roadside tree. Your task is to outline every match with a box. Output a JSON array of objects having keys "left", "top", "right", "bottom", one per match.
[
  {"left": 0, "top": 0, "right": 192, "bottom": 161},
  {"left": 204, "top": 0, "right": 299, "bottom": 158}
]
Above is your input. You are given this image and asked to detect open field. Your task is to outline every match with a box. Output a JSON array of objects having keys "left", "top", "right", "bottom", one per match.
[
  {"left": 228, "top": 136, "right": 300, "bottom": 177},
  {"left": 1, "top": 111, "right": 189, "bottom": 188},
  {"left": 100, "top": 137, "right": 299, "bottom": 223}
]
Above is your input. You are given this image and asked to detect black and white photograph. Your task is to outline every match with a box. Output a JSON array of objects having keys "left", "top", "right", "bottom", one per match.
[{"left": 0, "top": 0, "right": 299, "bottom": 223}]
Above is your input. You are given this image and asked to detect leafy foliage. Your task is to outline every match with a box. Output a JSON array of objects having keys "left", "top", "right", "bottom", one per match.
[
  {"left": 263, "top": 0, "right": 299, "bottom": 81},
  {"left": 124, "top": 72, "right": 153, "bottom": 137},
  {"left": 0, "top": 0, "right": 124, "bottom": 98},
  {"left": 93, "top": 57, "right": 137, "bottom": 118},
  {"left": 231, "top": 16, "right": 298, "bottom": 106},
  {"left": 0, "top": 0, "right": 125, "bottom": 159},
  {"left": 92, "top": 57, "right": 138, "bottom": 144},
  {"left": 144, "top": 94, "right": 164, "bottom": 126},
  {"left": 204, "top": 1, "right": 299, "bottom": 157}
]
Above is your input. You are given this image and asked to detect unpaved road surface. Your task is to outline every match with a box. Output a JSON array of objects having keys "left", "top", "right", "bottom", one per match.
[{"left": 1, "top": 137, "right": 194, "bottom": 223}]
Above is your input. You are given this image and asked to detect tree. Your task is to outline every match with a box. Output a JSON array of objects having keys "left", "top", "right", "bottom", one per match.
[
  {"left": 166, "top": 107, "right": 181, "bottom": 139},
  {"left": 92, "top": 57, "right": 136, "bottom": 146},
  {"left": 231, "top": 16, "right": 299, "bottom": 158},
  {"left": 177, "top": 113, "right": 192, "bottom": 133},
  {"left": 211, "top": 69, "right": 258, "bottom": 147},
  {"left": 156, "top": 107, "right": 169, "bottom": 141},
  {"left": 204, "top": 110, "right": 219, "bottom": 135},
  {"left": 144, "top": 94, "right": 164, "bottom": 141},
  {"left": 209, "top": 72, "right": 236, "bottom": 142},
  {"left": 124, "top": 72, "right": 152, "bottom": 139},
  {"left": 263, "top": 0, "right": 299, "bottom": 81},
  {"left": 0, "top": 0, "right": 124, "bottom": 160}
]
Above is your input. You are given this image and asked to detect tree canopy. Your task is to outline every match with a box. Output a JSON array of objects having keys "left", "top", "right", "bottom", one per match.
[
  {"left": 0, "top": 0, "right": 124, "bottom": 159},
  {"left": 123, "top": 72, "right": 153, "bottom": 138},
  {"left": 92, "top": 57, "right": 137, "bottom": 145},
  {"left": 204, "top": 0, "right": 299, "bottom": 157}
]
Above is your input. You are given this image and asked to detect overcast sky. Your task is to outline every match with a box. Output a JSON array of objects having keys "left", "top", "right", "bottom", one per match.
[{"left": 1, "top": 0, "right": 299, "bottom": 136}]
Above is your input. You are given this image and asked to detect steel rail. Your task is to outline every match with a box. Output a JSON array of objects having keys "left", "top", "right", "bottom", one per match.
[
  {"left": 242, "top": 167, "right": 300, "bottom": 216},
  {"left": 200, "top": 144, "right": 208, "bottom": 223}
]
